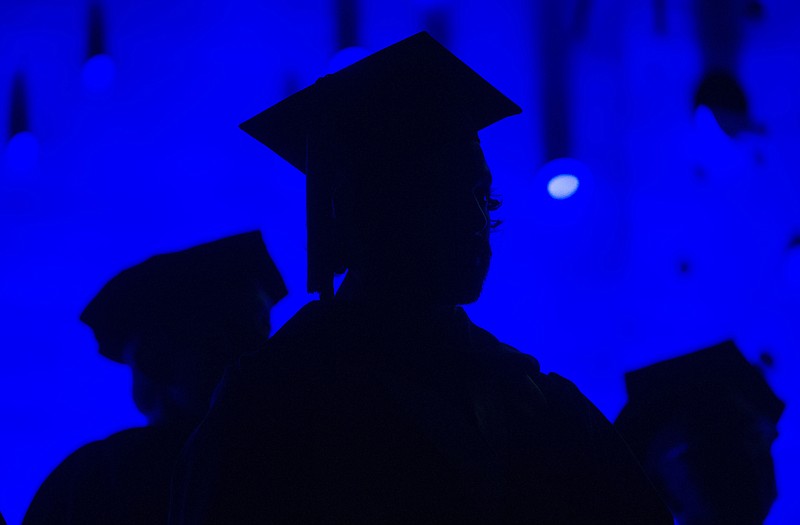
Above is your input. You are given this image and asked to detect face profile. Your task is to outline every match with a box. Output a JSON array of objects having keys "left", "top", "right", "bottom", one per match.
[
  {"left": 121, "top": 325, "right": 235, "bottom": 428},
  {"left": 408, "top": 138, "right": 496, "bottom": 305}
]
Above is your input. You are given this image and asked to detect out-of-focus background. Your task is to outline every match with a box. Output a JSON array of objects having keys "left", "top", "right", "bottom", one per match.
[{"left": 2, "top": 0, "right": 798, "bottom": 523}]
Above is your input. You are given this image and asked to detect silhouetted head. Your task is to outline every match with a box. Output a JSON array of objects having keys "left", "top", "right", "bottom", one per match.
[
  {"left": 240, "top": 32, "right": 520, "bottom": 305},
  {"left": 330, "top": 136, "right": 496, "bottom": 306},
  {"left": 615, "top": 341, "right": 784, "bottom": 525},
  {"left": 80, "top": 231, "right": 287, "bottom": 428}
]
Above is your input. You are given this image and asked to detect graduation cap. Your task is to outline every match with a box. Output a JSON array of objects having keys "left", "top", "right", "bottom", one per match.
[
  {"left": 240, "top": 32, "right": 521, "bottom": 299},
  {"left": 80, "top": 231, "right": 287, "bottom": 364},
  {"left": 615, "top": 341, "right": 785, "bottom": 457}
]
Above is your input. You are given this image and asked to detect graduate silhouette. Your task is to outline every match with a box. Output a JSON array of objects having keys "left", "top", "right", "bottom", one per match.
[
  {"left": 23, "top": 231, "right": 286, "bottom": 525},
  {"left": 616, "top": 341, "right": 785, "bottom": 525},
  {"left": 170, "top": 32, "right": 672, "bottom": 524}
]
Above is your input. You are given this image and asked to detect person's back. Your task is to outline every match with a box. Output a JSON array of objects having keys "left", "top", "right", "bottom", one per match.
[{"left": 23, "top": 231, "right": 286, "bottom": 525}]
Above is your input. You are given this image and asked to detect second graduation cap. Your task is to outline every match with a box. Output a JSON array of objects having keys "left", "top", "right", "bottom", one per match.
[
  {"left": 240, "top": 32, "right": 521, "bottom": 298},
  {"left": 81, "top": 231, "right": 287, "bottom": 364}
]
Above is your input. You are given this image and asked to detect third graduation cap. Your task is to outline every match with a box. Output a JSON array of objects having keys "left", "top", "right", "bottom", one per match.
[
  {"left": 240, "top": 32, "right": 521, "bottom": 298},
  {"left": 615, "top": 340, "right": 785, "bottom": 457}
]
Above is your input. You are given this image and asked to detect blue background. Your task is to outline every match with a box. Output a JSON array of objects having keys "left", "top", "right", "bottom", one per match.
[{"left": 2, "top": 1, "right": 798, "bottom": 523}]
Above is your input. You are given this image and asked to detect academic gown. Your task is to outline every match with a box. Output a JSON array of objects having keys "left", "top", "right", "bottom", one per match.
[
  {"left": 171, "top": 300, "right": 672, "bottom": 524},
  {"left": 24, "top": 425, "right": 190, "bottom": 525}
]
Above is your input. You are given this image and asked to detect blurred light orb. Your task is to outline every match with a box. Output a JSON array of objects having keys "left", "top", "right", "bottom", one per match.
[
  {"left": 4, "top": 131, "right": 40, "bottom": 174},
  {"left": 537, "top": 158, "right": 591, "bottom": 201},
  {"left": 547, "top": 174, "right": 580, "bottom": 200},
  {"left": 82, "top": 54, "right": 116, "bottom": 93},
  {"left": 326, "top": 47, "right": 370, "bottom": 74}
]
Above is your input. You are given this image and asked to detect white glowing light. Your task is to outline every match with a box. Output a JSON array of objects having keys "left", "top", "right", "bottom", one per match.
[{"left": 547, "top": 174, "right": 580, "bottom": 200}]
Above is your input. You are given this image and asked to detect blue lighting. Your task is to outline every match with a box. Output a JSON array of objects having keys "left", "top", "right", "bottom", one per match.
[
  {"left": 547, "top": 174, "right": 580, "bottom": 200},
  {"left": 411, "top": 0, "right": 453, "bottom": 6},
  {"left": 693, "top": 104, "right": 727, "bottom": 141},
  {"left": 326, "top": 46, "right": 370, "bottom": 74},
  {"left": 2, "top": 3, "right": 799, "bottom": 523},
  {"left": 785, "top": 247, "right": 800, "bottom": 295},
  {"left": 4, "top": 131, "right": 40, "bottom": 174},
  {"left": 81, "top": 54, "right": 116, "bottom": 93},
  {"left": 691, "top": 104, "right": 738, "bottom": 169}
]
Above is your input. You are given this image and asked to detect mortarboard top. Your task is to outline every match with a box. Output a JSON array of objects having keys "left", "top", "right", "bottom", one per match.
[
  {"left": 615, "top": 341, "right": 785, "bottom": 453},
  {"left": 80, "top": 231, "right": 287, "bottom": 364},
  {"left": 240, "top": 31, "right": 521, "bottom": 178},
  {"left": 240, "top": 32, "right": 521, "bottom": 298}
]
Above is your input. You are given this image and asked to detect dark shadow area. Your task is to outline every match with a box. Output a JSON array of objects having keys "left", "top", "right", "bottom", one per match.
[
  {"left": 616, "top": 340, "right": 785, "bottom": 525},
  {"left": 22, "top": 231, "right": 286, "bottom": 525}
]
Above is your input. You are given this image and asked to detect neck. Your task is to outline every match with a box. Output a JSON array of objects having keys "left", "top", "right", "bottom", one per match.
[{"left": 334, "top": 270, "right": 457, "bottom": 318}]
